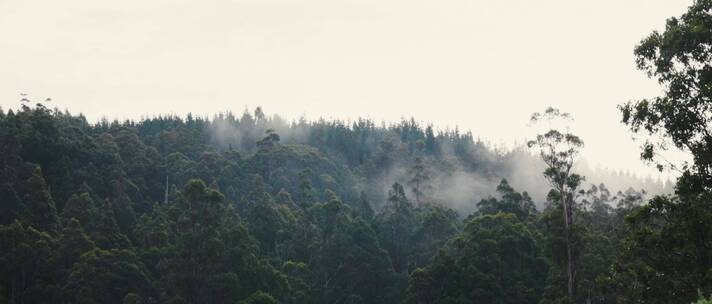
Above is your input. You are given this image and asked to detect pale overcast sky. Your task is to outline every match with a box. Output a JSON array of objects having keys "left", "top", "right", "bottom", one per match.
[{"left": 0, "top": 0, "right": 693, "bottom": 179}]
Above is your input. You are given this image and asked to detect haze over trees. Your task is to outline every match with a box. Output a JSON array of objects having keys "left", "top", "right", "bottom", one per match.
[{"left": 1, "top": 1, "right": 712, "bottom": 304}]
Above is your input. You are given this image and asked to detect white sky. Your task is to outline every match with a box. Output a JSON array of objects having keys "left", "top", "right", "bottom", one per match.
[{"left": 0, "top": 0, "right": 693, "bottom": 179}]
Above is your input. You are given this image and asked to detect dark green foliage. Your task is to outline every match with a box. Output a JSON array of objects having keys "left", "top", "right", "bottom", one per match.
[
  {"left": 4, "top": 1, "right": 712, "bottom": 301},
  {"left": 408, "top": 156, "right": 433, "bottom": 206},
  {"left": 155, "top": 180, "right": 287, "bottom": 304},
  {"left": 306, "top": 192, "right": 400, "bottom": 303},
  {"left": 375, "top": 183, "right": 416, "bottom": 274},
  {"left": 242, "top": 175, "right": 296, "bottom": 255},
  {"left": 606, "top": 196, "right": 712, "bottom": 303},
  {"left": 476, "top": 179, "right": 537, "bottom": 221},
  {"left": 123, "top": 293, "right": 143, "bottom": 304},
  {"left": 695, "top": 294, "right": 712, "bottom": 304},
  {"left": 410, "top": 206, "right": 459, "bottom": 267},
  {"left": 405, "top": 212, "right": 547, "bottom": 304},
  {"left": 528, "top": 107, "right": 584, "bottom": 302},
  {"left": 63, "top": 248, "right": 152, "bottom": 304},
  {"left": 621, "top": 0, "right": 712, "bottom": 189},
  {"left": 238, "top": 291, "right": 278, "bottom": 304},
  {"left": 61, "top": 192, "right": 98, "bottom": 228},
  {"left": 53, "top": 219, "right": 96, "bottom": 281},
  {"left": 90, "top": 199, "right": 132, "bottom": 250},
  {"left": 0, "top": 94, "right": 701, "bottom": 304},
  {"left": 23, "top": 168, "right": 61, "bottom": 234},
  {"left": 536, "top": 185, "right": 637, "bottom": 303},
  {"left": 609, "top": 2, "right": 712, "bottom": 303},
  {"left": 0, "top": 221, "right": 56, "bottom": 304}
]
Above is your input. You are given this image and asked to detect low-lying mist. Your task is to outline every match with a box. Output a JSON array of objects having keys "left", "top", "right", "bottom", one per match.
[{"left": 207, "top": 108, "right": 673, "bottom": 215}]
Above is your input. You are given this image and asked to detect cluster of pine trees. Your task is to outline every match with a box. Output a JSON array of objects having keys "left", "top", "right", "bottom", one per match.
[{"left": 3, "top": 2, "right": 712, "bottom": 303}]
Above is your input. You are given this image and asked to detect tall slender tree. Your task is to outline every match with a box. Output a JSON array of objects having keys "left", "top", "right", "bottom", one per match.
[
  {"left": 528, "top": 107, "right": 584, "bottom": 301},
  {"left": 408, "top": 156, "right": 432, "bottom": 206}
]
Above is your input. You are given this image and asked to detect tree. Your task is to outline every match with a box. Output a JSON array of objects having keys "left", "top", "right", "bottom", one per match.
[
  {"left": 408, "top": 156, "right": 432, "bottom": 206},
  {"left": 374, "top": 139, "right": 397, "bottom": 203},
  {"left": 256, "top": 129, "right": 280, "bottom": 153},
  {"left": 528, "top": 107, "right": 584, "bottom": 301},
  {"left": 242, "top": 176, "right": 295, "bottom": 255},
  {"left": 157, "top": 179, "right": 287, "bottom": 303},
  {"left": 405, "top": 213, "right": 547, "bottom": 304},
  {"left": 23, "top": 167, "right": 60, "bottom": 234},
  {"left": 620, "top": 0, "right": 712, "bottom": 192},
  {"left": 60, "top": 192, "right": 98, "bottom": 229},
  {"left": 610, "top": 2, "right": 712, "bottom": 302},
  {"left": 0, "top": 221, "right": 55, "bottom": 304},
  {"left": 605, "top": 194, "right": 712, "bottom": 303},
  {"left": 122, "top": 293, "right": 143, "bottom": 304},
  {"left": 53, "top": 219, "right": 96, "bottom": 282},
  {"left": 63, "top": 248, "right": 152, "bottom": 304},
  {"left": 476, "top": 179, "right": 536, "bottom": 221},
  {"left": 90, "top": 199, "right": 131, "bottom": 250},
  {"left": 298, "top": 169, "right": 315, "bottom": 207},
  {"left": 256, "top": 130, "right": 280, "bottom": 183},
  {"left": 239, "top": 291, "right": 278, "bottom": 304},
  {"left": 307, "top": 192, "right": 398, "bottom": 304},
  {"left": 410, "top": 206, "right": 459, "bottom": 268},
  {"left": 695, "top": 294, "right": 712, "bottom": 304},
  {"left": 424, "top": 126, "right": 437, "bottom": 154},
  {"left": 357, "top": 191, "right": 374, "bottom": 220},
  {"left": 376, "top": 183, "right": 416, "bottom": 273}
]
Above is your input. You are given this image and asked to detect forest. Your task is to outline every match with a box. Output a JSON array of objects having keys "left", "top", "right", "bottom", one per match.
[{"left": 2, "top": 2, "right": 712, "bottom": 304}]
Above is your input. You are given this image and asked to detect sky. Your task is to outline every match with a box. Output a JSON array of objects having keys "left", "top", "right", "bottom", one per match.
[{"left": 0, "top": 0, "right": 693, "bottom": 179}]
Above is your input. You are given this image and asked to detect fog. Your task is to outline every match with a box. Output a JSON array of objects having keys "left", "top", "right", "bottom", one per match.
[
  {"left": 0, "top": 0, "right": 693, "bottom": 182},
  {"left": 204, "top": 108, "right": 672, "bottom": 215}
]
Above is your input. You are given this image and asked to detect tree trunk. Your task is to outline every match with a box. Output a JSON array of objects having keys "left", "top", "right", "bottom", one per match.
[{"left": 561, "top": 188, "right": 575, "bottom": 301}]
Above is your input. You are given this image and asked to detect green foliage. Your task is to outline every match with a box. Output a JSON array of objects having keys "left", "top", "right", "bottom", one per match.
[
  {"left": 0, "top": 221, "right": 56, "bottom": 304},
  {"left": 306, "top": 191, "right": 400, "bottom": 303},
  {"left": 476, "top": 179, "right": 537, "bottom": 221},
  {"left": 375, "top": 183, "right": 417, "bottom": 273},
  {"left": 528, "top": 107, "right": 585, "bottom": 302},
  {"left": 53, "top": 219, "right": 96, "bottom": 280},
  {"left": 621, "top": 0, "right": 712, "bottom": 190},
  {"left": 405, "top": 212, "right": 547, "bottom": 304},
  {"left": 64, "top": 248, "right": 152, "bottom": 304},
  {"left": 23, "top": 167, "right": 61, "bottom": 234},
  {"left": 238, "top": 291, "right": 278, "bottom": 304},
  {"left": 610, "top": 2, "right": 712, "bottom": 303},
  {"left": 0, "top": 98, "right": 701, "bottom": 304},
  {"left": 154, "top": 179, "right": 287, "bottom": 304},
  {"left": 410, "top": 205, "right": 459, "bottom": 267},
  {"left": 122, "top": 293, "right": 143, "bottom": 304},
  {"left": 61, "top": 192, "right": 98, "bottom": 229},
  {"left": 606, "top": 195, "right": 712, "bottom": 303},
  {"left": 694, "top": 294, "right": 712, "bottom": 304},
  {"left": 408, "top": 156, "right": 433, "bottom": 205}
]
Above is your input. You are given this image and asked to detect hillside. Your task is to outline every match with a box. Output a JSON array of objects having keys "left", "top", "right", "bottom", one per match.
[{"left": 0, "top": 104, "right": 677, "bottom": 303}]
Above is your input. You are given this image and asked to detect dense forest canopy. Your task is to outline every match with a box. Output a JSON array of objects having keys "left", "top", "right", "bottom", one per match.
[
  {"left": 0, "top": 102, "right": 679, "bottom": 304},
  {"left": 2, "top": 1, "right": 712, "bottom": 304}
]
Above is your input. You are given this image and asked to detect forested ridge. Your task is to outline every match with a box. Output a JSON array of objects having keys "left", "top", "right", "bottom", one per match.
[
  {"left": 0, "top": 103, "right": 695, "bottom": 304},
  {"left": 3, "top": 2, "right": 712, "bottom": 304}
]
